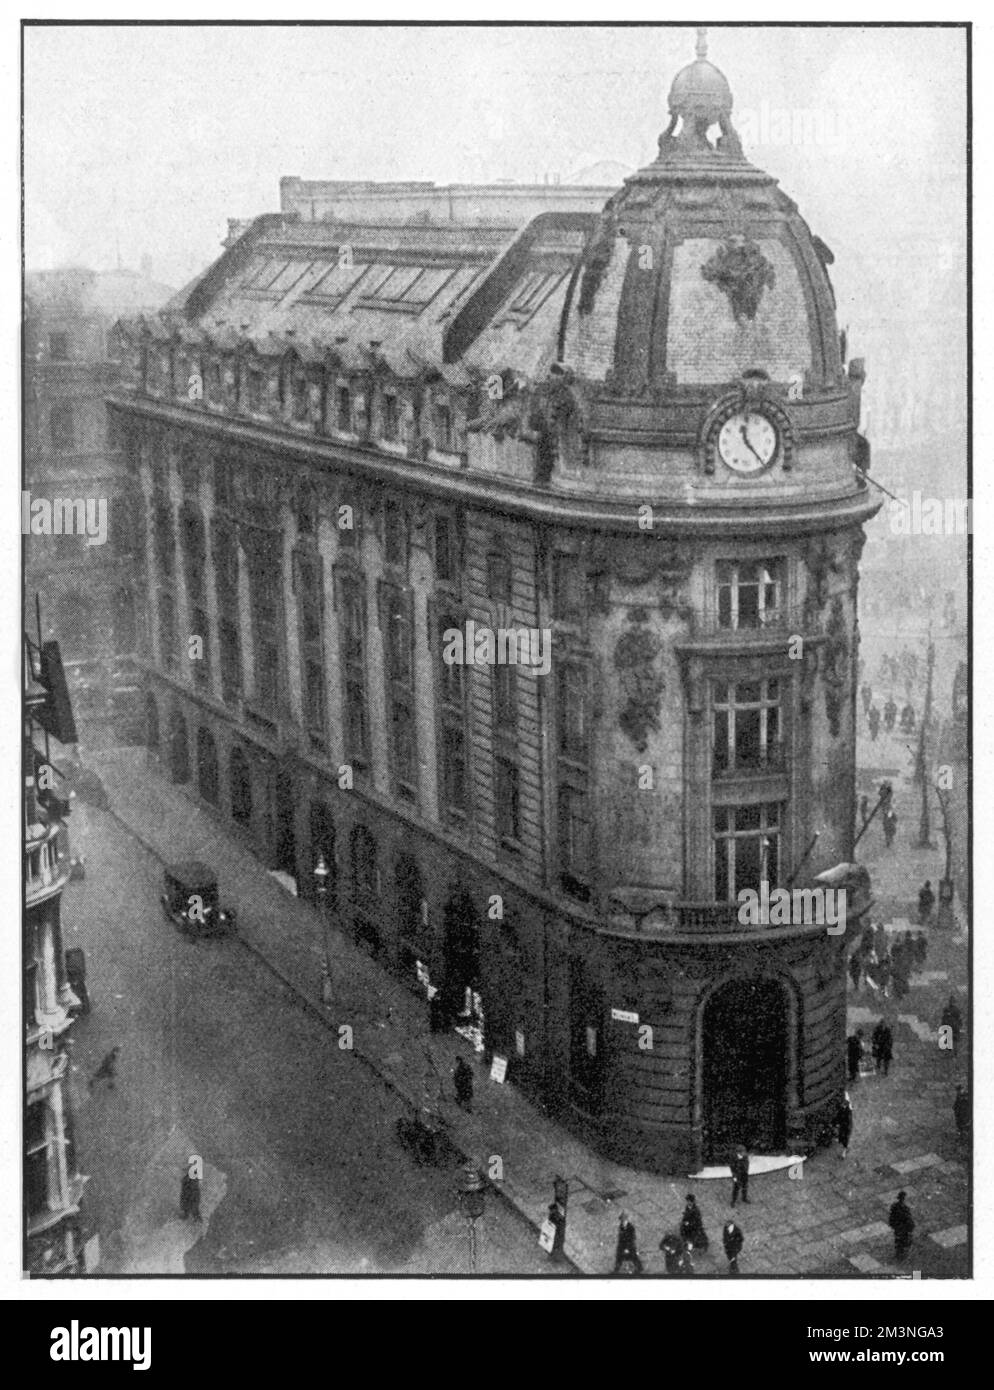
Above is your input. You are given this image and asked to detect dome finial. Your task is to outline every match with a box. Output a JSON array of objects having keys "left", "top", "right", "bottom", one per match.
[{"left": 696, "top": 26, "right": 708, "bottom": 60}]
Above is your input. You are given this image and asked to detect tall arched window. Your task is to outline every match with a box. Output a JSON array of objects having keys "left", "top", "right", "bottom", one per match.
[
  {"left": 230, "top": 745, "right": 252, "bottom": 826},
  {"left": 168, "top": 709, "right": 189, "bottom": 784},
  {"left": 197, "top": 726, "right": 219, "bottom": 804}
]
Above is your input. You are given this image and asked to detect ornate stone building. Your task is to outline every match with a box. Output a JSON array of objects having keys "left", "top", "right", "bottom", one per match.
[{"left": 109, "top": 40, "right": 877, "bottom": 1171}]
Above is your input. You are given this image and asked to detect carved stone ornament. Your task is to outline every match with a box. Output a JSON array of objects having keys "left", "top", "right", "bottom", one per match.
[
  {"left": 701, "top": 239, "right": 776, "bottom": 323},
  {"left": 614, "top": 609, "right": 665, "bottom": 753},
  {"left": 822, "top": 596, "right": 850, "bottom": 738}
]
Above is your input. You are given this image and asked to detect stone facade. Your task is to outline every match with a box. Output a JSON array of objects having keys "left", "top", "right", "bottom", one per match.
[{"left": 109, "top": 43, "right": 880, "bottom": 1172}]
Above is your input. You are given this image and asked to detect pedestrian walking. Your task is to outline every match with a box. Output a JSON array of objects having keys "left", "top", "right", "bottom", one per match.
[
  {"left": 680, "top": 1194, "right": 709, "bottom": 1253},
  {"left": 729, "top": 1144, "right": 750, "bottom": 1206},
  {"left": 941, "top": 996, "right": 963, "bottom": 1056},
  {"left": 858, "top": 793, "right": 869, "bottom": 825},
  {"left": 848, "top": 949, "right": 862, "bottom": 993},
  {"left": 659, "top": 1233, "right": 692, "bottom": 1276},
  {"left": 546, "top": 1197, "right": 567, "bottom": 1265},
  {"left": 883, "top": 697, "right": 897, "bottom": 732},
  {"left": 913, "top": 932, "right": 928, "bottom": 969},
  {"left": 861, "top": 684, "right": 873, "bottom": 716},
  {"left": 871, "top": 1019, "right": 893, "bottom": 1076},
  {"left": 888, "top": 1191, "right": 915, "bottom": 1261},
  {"left": 918, "top": 880, "right": 936, "bottom": 925},
  {"left": 883, "top": 808, "right": 898, "bottom": 847},
  {"left": 846, "top": 1029, "right": 864, "bottom": 1082},
  {"left": 722, "top": 1221, "right": 744, "bottom": 1275},
  {"left": 836, "top": 1092, "right": 854, "bottom": 1158},
  {"left": 453, "top": 1056, "right": 474, "bottom": 1111},
  {"left": 868, "top": 705, "right": 880, "bottom": 741},
  {"left": 88, "top": 1046, "right": 120, "bottom": 1091},
  {"left": 613, "top": 1211, "right": 643, "bottom": 1274},
  {"left": 179, "top": 1167, "right": 202, "bottom": 1222},
  {"left": 953, "top": 1085, "right": 969, "bottom": 1140}
]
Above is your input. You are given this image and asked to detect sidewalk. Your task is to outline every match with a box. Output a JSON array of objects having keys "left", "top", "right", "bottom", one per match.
[{"left": 82, "top": 746, "right": 968, "bottom": 1277}]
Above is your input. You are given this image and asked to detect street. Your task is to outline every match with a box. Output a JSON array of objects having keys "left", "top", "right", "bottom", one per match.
[{"left": 64, "top": 809, "right": 554, "bottom": 1275}]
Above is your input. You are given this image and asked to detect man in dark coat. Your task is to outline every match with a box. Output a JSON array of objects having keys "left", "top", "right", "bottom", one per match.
[
  {"left": 871, "top": 1019, "right": 894, "bottom": 1076},
  {"left": 659, "top": 1233, "right": 692, "bottom": 1276},
  {"left": 918, "top": 881, "right": 935, "bottom": 925},
  {"left": 913, "top": 932, "right": 928, "bottom": 969},
  {"left": 88, "top": 1046, "right": 120, "bottom": 1091},
  {"left": 680, "top": 1194, "right": 709, "bottom": 1252},
  {"left": 729, "top": 1145, "right": 750, "bottom": 1206},
  {"left": 453, "top": 1056, "right": 474, "bottom": 1111},
  {"left": 888, "top": 1191, "right": 915, "bottom": 1261},
  {"left": 953, "top": 1085, "right": 969, "bottom": 1140},
  {"left": 883, "top": 808, "right": 898, "bottom": 847},
  {"left": 613, "top": 1211, "right": 643, "bottom": 1274},
  {"left": 868, "top": 705, "right": 881, "bottom": 741},
  {"left": 846, "top": 1029, "right": 864, "bottom": 1082},
  {"left": 722, "top": 1221, "right": 744, "bottom": 1275},
  {"left": 858, "top": 793, "right": 870, "bottom": 825},
  {"left": 836, "top": 1092, "right": 854, "bottom": 1158},
  {"left": 179, "top": 1167, "right": 202, "bottom": 1222},
  {"left": 546, "top": 1198, "right": 567, "bottom": 1265},
  {"left": 883, "top": 697, "right": 897, "bottom": 732}
]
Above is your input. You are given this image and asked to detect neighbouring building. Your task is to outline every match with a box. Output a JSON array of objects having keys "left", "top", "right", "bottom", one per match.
[
  {"left": 24, "top": 629, "right": 87, "bottom": 1273},
  {"left": 24, "top": 263, "right": 174, "bottom": 746},
  {"left": 109, "top": 38, "right": 878, "bottom": 1172}
]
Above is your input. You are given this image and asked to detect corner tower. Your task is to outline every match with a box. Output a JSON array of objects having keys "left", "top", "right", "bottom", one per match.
[{"left": 543, "top": 31, "right": 880, "bottom": 1168}]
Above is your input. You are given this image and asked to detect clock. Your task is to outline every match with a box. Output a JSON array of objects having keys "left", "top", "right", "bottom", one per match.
[{"left": 717, "top": 409, "right": 779, "bottom": 474}]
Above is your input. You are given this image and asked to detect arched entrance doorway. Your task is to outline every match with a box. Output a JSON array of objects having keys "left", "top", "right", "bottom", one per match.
[
  {"left": 230, "top": 745, "right": 252, "bottom": 828},
  {"left": 145, "top": 693, "right": 159, "bottom": 753},
  {"left": 442, "top": 887, "right": 483, "bottom": 1045},
  {"left": 702, "top": 976, "right": 789, "bottom": 1159},
  {"left": 168, "top": 710, "right": 189, "bottom": 784},
  {"left": 308, "top": 802, "right": 336, "bottom": 905},
  {"left": 197, "top": 727, "right": 218, "bottom": 804}
]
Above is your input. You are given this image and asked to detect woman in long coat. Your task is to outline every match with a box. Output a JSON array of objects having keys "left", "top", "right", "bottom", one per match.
[{"left": 837, "top": 1092, "right": 854, "bottom": 1158}]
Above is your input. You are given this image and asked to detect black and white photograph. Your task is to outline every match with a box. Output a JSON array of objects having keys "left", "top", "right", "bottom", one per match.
[{"left": 17, "top": 16, "right": 973, "bottom": 1292}]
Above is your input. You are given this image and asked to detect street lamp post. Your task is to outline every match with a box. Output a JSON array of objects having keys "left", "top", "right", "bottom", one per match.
[
  {"left": 458, "top": 1166, "right": 485, "bottom": 1273},
  {"left": 313, "top": 854, "right": 334, "bottom": 1006},
  {"left": 915, "top": 629, "right": 937, "bottom": 850}
]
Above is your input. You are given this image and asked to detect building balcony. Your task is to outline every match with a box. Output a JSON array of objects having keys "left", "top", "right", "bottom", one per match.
[{"left": 677, "top": 604, "right": 821, "bottom": 655}]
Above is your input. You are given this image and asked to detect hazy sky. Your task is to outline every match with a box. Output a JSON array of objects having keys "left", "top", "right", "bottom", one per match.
[{"left": 25, "top": 23, "right": 965, "bottom": 294}]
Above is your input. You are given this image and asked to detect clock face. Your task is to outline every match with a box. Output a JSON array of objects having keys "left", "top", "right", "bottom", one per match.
[{"left": 717, "top": 410, "right": 778, "bottom": 474}]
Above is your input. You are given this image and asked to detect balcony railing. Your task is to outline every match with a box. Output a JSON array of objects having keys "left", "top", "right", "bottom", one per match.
[
  {"left": 686, "top": 603, "right": 812, "bottom": 640},
  {"left": 712, "top": 743, "right": 787, "bottom": 778},
  {"left": 25, "top": 820, "right": 70, "bottom": 903}
]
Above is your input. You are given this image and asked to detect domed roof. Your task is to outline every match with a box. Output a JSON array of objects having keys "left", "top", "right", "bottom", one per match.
[{"left": 558, "top": 30, "right": 845, "bottom": 400}]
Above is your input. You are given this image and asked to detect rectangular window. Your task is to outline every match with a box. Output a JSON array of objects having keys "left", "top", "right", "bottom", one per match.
[
  {"left": 219, "top": 617, "right": 242, "bottom": 702},
  {"left": 713, "top": 802, "right": 782, "bottom": 900},
  {"left": 214, "top": 459, "right": 236, "bottom": 510},
  {"left": 256, "top": 637, "right": 279, "bottom": 711},
  {"left": 441, "top": 722, "right": 467, "bottom": 814},
  {"left": 154, "top": 498, "right": 175, "bottom": 579},
  {"left": 49, "top": 332, "right": 69, "bottom": 361},
  {"left": 434, "top": 512, "right": 458, "bottom": 584},
  {"left": 159, "top": 592, "right": 177, "bottom": 670},
  {"left": 495, "top": 757, "right": 521, "bottom": 843},
  {"left": 337, "top": 488, "right": 357, "bottom": 547},
  {"left": 382, "top": 393, "right": 400, "bottom": 442},
  {"left": 553, "top": 552, "right": 585, "bottom": 624},
  {"left": 336, "top": 387, "right": 352, "bottom": 432},
  {"left": 304, "top": 656, "right": 326, "bottom": 734},
  {"left": 245, "top": 369, "right": 263, "bottom": 413},
  {"left": 717, "top": 559, "right": 785, "bottom": 630},
  {"left": 434, "top": 403, "right": 453, "bottom": 451},
  {"left": 558, "top": 786, "right": 591, "bottom": 894},
  {"left": 292, "top": 371, "right": 309, "bottom": 423},
  {"left": 297, "top": 481, "right": 317, "bottom": 538},
  {"left": 712, "top": 679, "right": 782, "bottom": 775},
  {"left": 557, "top": 665, "right": 588, "bottom": 760},
  {"left": 339, "top": 575, "right": 368, "bottom": 762},
  {"left": 391, "top": 699, "right": 417, "bottom": 796},
  {"left": 297, "top": 551, "right": 325, "bottom": 738}
]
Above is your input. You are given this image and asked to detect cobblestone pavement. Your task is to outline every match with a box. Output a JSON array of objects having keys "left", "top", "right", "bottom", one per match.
[{"left": 78, "top": 741, "right": 969, "bottom": 1278}]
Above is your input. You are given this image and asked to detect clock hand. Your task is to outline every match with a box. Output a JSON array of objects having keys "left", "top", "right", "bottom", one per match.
[{"left": 738, "top": 422, "right": 765, "bottom": 463}]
